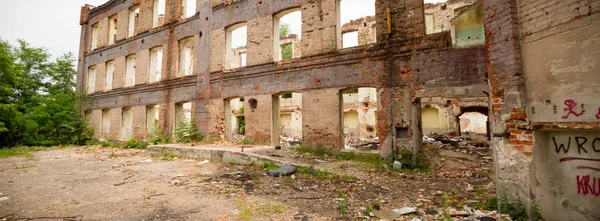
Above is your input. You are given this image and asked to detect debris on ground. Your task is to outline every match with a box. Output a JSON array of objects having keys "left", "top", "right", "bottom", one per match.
[
  {"left": 344, "top": 136, "right": 379, "bottom": 150},
  {"left": 266, "top": 164, "right": 297, "bottom": 177}
]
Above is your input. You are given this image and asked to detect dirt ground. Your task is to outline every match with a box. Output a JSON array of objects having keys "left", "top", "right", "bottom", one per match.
[{"left": 0, "top": 142, "right": 496, "bottom": 221}]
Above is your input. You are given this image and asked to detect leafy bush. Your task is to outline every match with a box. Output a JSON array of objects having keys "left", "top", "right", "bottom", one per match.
[
  {"left": 174, "top": 120, "right": 203, "bottom": 143},
  {"left": 148, "top": 121, "right": 170, "bottom": 144},
  {"left": 237, "top": 138, "right": 255, "bottom": 145},
  {"left": 398, "top": 148, "right": 427, "bottom": 170},
  {"left": 123, "top": 138, "right": 148, "bottom": 149},
  {"left": 0, "top": 40, "right": 92, "bottom": 147},
  {"left": 480, "top": 196, "right": 541, "bottom": 221}
]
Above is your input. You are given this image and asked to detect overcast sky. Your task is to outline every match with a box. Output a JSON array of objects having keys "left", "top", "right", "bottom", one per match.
[
  {"left": 0, "top": 0, "right": 107, "bottom": 59},
  {"left": 0, "top": 0, "right": 445, "bottom": 59}
]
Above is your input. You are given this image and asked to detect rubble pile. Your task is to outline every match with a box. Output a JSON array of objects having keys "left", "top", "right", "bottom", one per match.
[
  {"left": 280, "top": 135, "right": 302, "bottom": 148},
  {"left": 344, "top": 136, "right": 379, "bottom": 150},
  {"left": 424, "top": 133, "right": 491, "bottom": 157}
]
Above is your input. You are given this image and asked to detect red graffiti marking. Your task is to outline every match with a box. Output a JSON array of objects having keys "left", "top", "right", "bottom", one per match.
[
  {"left": 596, "top": 107, "right": 600, "bottom": 120},
  {"left": 577, "top": 166, "right": 600, "bottom": 172},
  {"left": 576, "top": 175, "right": 600, "bottom": 196},
  {"left": 562, "top": 99, "right": 585, "bottom": 119}
]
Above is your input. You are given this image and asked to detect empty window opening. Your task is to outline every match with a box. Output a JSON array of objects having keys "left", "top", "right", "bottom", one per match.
[
  {"left": 225, "top": 24, "right": 247, "bottom": 69},
  {"left": 274, "top": 9, "right": 302, "bottom": 61},
  {"left": 421, "top": 107, "right": 442, "bottom": 135},
  {"left": 102, "top": 109, "right": 111, "bottom": 140},
  {"left": 87, "top": 65, "right": 96, "bottom": 94},
  {"left": 146, "top": 105, "right": 160, "bottom": 134},
  {"left": 128, "top": 6, "right": 140, "bottom": 37},
  {"left": 337, "top": 0, "right": 376, "bottom": 49},
  {"left": 90, "top": 23, "right": 99, "bottom": 50},
  {"left": 121, "top": 107, "right": 133, "bottom": 141},
  {"left": 150, "top": 47, "right": 163, "bottom": 82},
  {"left": 105, "top": 60, "right": 114, "bottom": 91},
  {"left": 341, "top": 87, "right": 378, "bottom": 150},
  {"left": 153, "top": 0, "right": 166, "bottom": 28},
  {"left": 458, "top": 112, "right": 488, "bottom": 136},
  {"left": 342, "top": 31, "right": 359, "bottom": 48},
  {"left": 175, "top": 102, "right": 192, "bottom": 133},
  {"left": 182, "top": 0, "right": 197, "bottom": 18},
  {"left": 108, "top": 14, "right": 118, "bottom": 45},
  {"left": 179, "top": 37, "right": 194, "bottom": 77},
  {"left": 453, "top": 1, "right": 484, "bottom": 47},
  {"left": 272, "top": 93, "right": 303, "bottom": 147},
  {"left": 225, "top": 98, "right": 245, "bottom": 142},
  {"left": 423, "top": 0, "right": 484, "bottom": 47},
  {"left": 125, "top": 54, "right": 136, "bottom": 87}
]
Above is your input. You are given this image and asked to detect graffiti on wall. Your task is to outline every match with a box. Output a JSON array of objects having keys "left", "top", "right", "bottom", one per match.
[
  {"left": 561, "top": 99, "right": 585, "bottom": 119},
  {"left": 553, "top": 136, "right": 600, "bottom": 196}
]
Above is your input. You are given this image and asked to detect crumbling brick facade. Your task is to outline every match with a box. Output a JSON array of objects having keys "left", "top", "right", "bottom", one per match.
[{"left": 77, "top": 0, "right": 600, "bottom": 218}]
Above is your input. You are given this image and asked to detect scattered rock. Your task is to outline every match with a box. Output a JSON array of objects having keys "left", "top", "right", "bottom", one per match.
[
  {"left": 373, "top": 209, "right": 399, "bottom": 220},
  {"left": 195, "top": 160, "right": 210, "bottom": 166},
  {"left": 393, "top": 206, "right": 417, "bottom": 215},
  {"left": 170, "top": 179, "right": 182, "bottom": 185},
  {"left": 393, "top": 161, "right": 402, "bottom": 169}
]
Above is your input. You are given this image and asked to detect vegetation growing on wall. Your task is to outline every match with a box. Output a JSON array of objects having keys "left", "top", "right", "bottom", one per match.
[{"left": 0, "top": 39, "right": 91, "bottom": 147}]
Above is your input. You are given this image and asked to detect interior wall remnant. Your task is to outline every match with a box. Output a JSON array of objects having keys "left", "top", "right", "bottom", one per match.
[
  {"left": 179, "top": 37, "right": 194, "bottom": 77},
  {"left": 342, "top": 87, "right": 378, "bottom": 150},
  {"left": 337, "top": 0, "right": 376, "bottom": 49},
  {"left": 121, "top": 107, "right": 133, "bottom": 141},
  {"left": 150, "top": 47, "right": 163, "bottom": 82},
  {"left": 87, "top": 65, "right": 96, "bottom": 94},
  {"left": 90, "top": 23, "right": 99, "bottom": 50},
  {"left": 105, "top": 60, "right": 114, "bottom": 91},
  {"left": 423, "top": 0, "right": 481, "bottom": 46},
  {"left": 125, "top": 54, "right": 136, "bottom": 86},
  {"left": 102, "top": 109, "right": 111, "bottom": 140},
  {"left": 225, "top": 24, "right": 247, "bottom": 69},
  {"left": 108, "top": 14, "right": 117, "bottom": 45},
  {"left": 128, "top": 6, "right": 139, "bottom": 38},
  {"left": 421, "top": 107, "right": 442, "bottom": 135},
  {"left": 453, "top": 1, "right": 484, "bottom": 47},
  {"left": 146, "top": 105, "right": 160, "bottom": 134},
  {"left": 152, "top": 0, "right": 166, "bottom": 28},
  {"left": 272, "top": 93, "right": 303, "bottom": 146}
]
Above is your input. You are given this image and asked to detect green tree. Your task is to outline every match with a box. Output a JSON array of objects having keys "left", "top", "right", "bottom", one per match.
[
  {"left": 281, "top": 44, "right": 293, "bottom": 60},
  {"left": 0, "top": 39, "right": 91, "bottom": 147},
  {"left": 279, "top": 22, "right": 290, "bottom": 38}
]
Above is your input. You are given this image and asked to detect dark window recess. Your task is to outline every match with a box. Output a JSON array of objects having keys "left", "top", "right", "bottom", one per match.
[
  {"left": 396, "top": 127, "right": 409, "bottom": 139},
  {"left": 248, "top": 98, "right": 258, "bottom": 109}
]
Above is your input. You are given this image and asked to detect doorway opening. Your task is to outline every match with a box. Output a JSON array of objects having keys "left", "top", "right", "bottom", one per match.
[
  {"left": 272, "top": 92, "right": 303, "bottom": 147},
  {"left": 341, "top": 87, "right": 378, "bottom": 150},
  {"left": 225, "top": 97, "right": 245, "bottom": 143}
]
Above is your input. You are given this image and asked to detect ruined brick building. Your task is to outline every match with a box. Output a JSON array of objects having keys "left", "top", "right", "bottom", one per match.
[{"left": 77, "top": 0, "right": 600, "bottom": 219}]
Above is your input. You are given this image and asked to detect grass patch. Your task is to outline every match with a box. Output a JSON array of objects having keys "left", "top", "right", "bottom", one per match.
[
  {"left": 0, "top": 147, "right": 33, "bottom": 158},
  {"left": 292, "top": 145, "right": 430, "bottom": 172},
  {"left": 0, "top": 146, "right": 69, "bottom": 159},
  {"left": 260, "top": 161, "right": 279, "bottom": 170},
  {"left": 337, "top": 201, "right": 349, "bottom": 213},
  {"left": 235, "top": 198, "right": 284, "bottom": 221},
  {"left": 297, "top": 166, "right": 338, "bottom": 180},
  {"left": 159, "top": 151, "right": 182, "bottom": 160},
  {"left": 237, "top": 139, "right": 256, "bottom": 145},
  {"left": 123, "top": 138, "right": 149, "bottom": 149}
]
